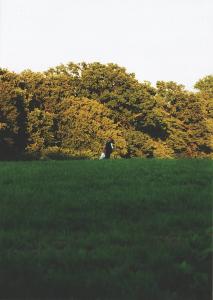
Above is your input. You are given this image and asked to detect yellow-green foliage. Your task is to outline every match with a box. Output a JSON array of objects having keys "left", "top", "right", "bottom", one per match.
[
  {"left": 40, "top": 146, "right": 94, "bottom": 160},
  {"left": 27, "top": 109, "right": 55, "bottom": 153},
  {"left": 124, "top": 129, "right": 153, "bottom": 157},
  {"left": 57, "top": 97, "right": 127, "bottom": 158},
  {"left": 152, "top": 141, "right": 174, "bottom": 158},
  {"left": 0, "top": 65, "right": 212, "bottom": 159},
  {"left": 0, "top": 69, "right": 27, "bottom": 156}
]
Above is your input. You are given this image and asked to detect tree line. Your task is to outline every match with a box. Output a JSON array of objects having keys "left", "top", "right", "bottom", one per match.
[{"left": 0, "top": 62, "right": 212, "bottom": 159}]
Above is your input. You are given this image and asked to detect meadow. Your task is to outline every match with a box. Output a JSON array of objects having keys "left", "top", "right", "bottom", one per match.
[{"left": 0, "top": 159, "right": 212, "bottom": 300}]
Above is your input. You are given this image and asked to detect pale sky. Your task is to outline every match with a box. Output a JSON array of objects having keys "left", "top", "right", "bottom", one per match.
[{"left": 0, "top": 0, "right": 212, "bottom": 89}]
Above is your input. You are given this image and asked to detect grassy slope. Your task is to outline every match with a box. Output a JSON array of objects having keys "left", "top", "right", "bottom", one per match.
[{"left": 0, "top": 159, "right": 212, "bottom": 300}]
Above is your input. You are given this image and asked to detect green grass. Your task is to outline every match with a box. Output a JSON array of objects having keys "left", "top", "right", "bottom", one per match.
[{"left": 0, "top": 159, "right": 212, "bottom": 300}]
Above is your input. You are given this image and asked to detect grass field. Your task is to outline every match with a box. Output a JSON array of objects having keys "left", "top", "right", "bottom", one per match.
[{"left": 0, "top": 159, "right": 212, "bottom": 300}]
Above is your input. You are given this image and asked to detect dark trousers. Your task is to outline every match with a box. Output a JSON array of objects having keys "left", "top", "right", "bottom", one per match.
[{"left": 105, "top": 152, "right": 111, "bottom": 159}]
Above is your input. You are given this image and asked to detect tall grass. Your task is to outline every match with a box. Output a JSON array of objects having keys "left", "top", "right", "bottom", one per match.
[{"left": 0, "top": 159, "right": 212, "bottom": 300}]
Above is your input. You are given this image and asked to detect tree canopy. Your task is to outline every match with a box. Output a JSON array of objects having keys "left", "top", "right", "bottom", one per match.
[{"left": 0, "top": 63, "right": 212, "bottom": 159}]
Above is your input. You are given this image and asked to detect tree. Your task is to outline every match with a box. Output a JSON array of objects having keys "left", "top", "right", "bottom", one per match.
[
  {"left": 26, "top": 109, "right": 55, "bottom": 155},
  {"left": 79, "top": 63, "right": 156, "bottom": 120},
  {"left": 0, "top": 64, "right": 212, "bottom": 160},
  {"left": 47, "top": 62, "right": 156, "bottom": 123},
  {"left": 57, "top": 97, "right": 127, "bottom": 158},
  {"left": 194, "top": 75, "right": 213, "bottom": 98},
  {"left": 155, "top": 81, "right": 212, "bottom": 157},
  {"left": 0, "top": 69, "right": 27, "bottom": 158},
  {"left": 132, "top": 94, "right": 170, "bottom": 140},
  {"left": 194, "top": 75, "right": 213, "bottom": 156},
  {"left": 19, "top": 69, "right": 74, "bottom": 113}
]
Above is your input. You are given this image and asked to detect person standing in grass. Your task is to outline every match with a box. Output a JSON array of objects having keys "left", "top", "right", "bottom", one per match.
[{"left": 104, "top": 137, "right": 114, "bottom": 159}]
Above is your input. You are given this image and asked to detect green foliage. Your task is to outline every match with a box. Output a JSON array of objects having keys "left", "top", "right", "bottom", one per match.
[
  {"left": 194, "top": 75, "right": 213, "bottom": 98},
  {"left": 26, "top": 109, "right": 55, "bottom": 154},
  {"left": 155, "top": 81, "right": 212, "bottom": 157},
  {"left": 0, "top": 65, "right": 212, "bottom": 159},
  {"left": 79, "top": 63, "right": 154, "bottom": 114},
  {"left": 40, "top": 146, "right": 94, "bottom": 160},
  {"left": 133, "top": 94, "right": 170, "bottom": 140},
  {"left": 194, "top": 76, "right": 213, "bottom": 156},
  {"left": 124, "top": 129, "right": 154, "bottom": 157},
  {"left": 57, "top": 97, "right": 127, "bottom": 158},
  {"left": 46, "top": 62, "right": 156, "bottom": 120},
  {"left": 0, "top": 69, "right": 27, "bottom": 158}
]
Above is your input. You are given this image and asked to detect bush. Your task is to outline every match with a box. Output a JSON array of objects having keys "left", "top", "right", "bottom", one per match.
[{"left": 41, "top": 146, "right": 94, "bottom": 160}]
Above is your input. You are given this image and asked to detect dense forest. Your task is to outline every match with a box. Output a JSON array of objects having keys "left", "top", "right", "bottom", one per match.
[{"left": 0, "top": 62, "right": 212, "bottom": 159}]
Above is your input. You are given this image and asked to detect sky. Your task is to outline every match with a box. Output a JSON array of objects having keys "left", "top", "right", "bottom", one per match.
[{"left": 0, "top": 0, "right": 212, "bottom": 89}]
